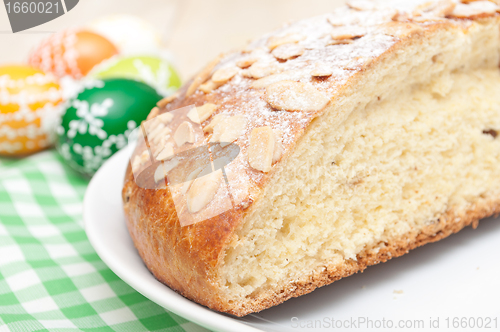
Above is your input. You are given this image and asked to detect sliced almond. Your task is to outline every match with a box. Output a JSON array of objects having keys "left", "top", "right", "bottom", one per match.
[
  {"left": 157, "top": 92, "right": 179, "bottom": 108},
  {"left": 131, "top": 155, "right": 142, "bottom": 172},
  {"left": 199, "top": 80, "right": 221, "bottom": 94},
  {"left": 413, "top": 0, "right": 456, "bottom": 17},
  {"left": 311, "top": 63, "right": 333, "bottom": 77},
  {"left": 378, "top": 21, "right": 423, "bottom": 38},
  {"left": 156, "top": 143, "right": 174, "bottom": 161},
  {"left": 327, "top": 14, "right": 359, "bottom": 27},
  {"left": 327, "top": 39, "right": 355, "bottom": 46},
  {"left": 152, "top": 127, "right": 172, "bottom": 145},
  {"left": 186, "top": 54, "right": 223, "bottom": 97},
  {"left": 212, "top": 66, "right": 239, "bottom": 84},
  {"left": 347, "top": 0, "right": 375, "bottom": 11},
  {"left": 272, "top": 44, "right": 304, "bottom": 60},
  {"left": 244, "top": 62, "right": 279, "bottom": 79},
  {"left": 210, "top": 115, "right": 247, "bottom": 147},
  {"left": 148, "top": 122, "right": 165, "bottom": 140},
  {"left": 236, "top": 56, "right": 259, "bottom": 68},
  {"left": 328, "top": 8, "right": 397, "bottom": 26},
  {"left": 265, "top": 80, "right": 329, "bottom": 112},
  {"left": 204, "top": 114, "right": 227, "bottom": 133},
  {"left": 139, "top": 150, "right": 150, "bottom": 163},
  {"left": 450, "top": 1, "right": 498, "bottom": 17},
  {"left": 273, "top": 130, "right": 284, "bottom": 164},
  {"left": 158, "top": 112, "right": 174, "bottom": 124},
  {"left": 153, "top": 136, "right": 171, "bottom": 157},
  {"left": 174, "top": 121, "right": 195, "bottom": 147},
  {"left": 147, "top": 107, "right": 160, "bottom": 120},
  {"left": 188, "top": 103, "right": 218, "bottom": 124},
  {"left": 164, "top": 157, "right": 179, "bottom": 173},
  {"left": 267, "top": 33, "right": 306, "bottom": 50},
  {"left": 187, "top": 170, "right": 222, "bottom": 213},
  {"left": 154, "top": 164, "right": 166, "bottom": 183},
  {"left": 154, "top": 158, "right": 179, "bottom": 183},
  {"left": 331, "top": 26, "right": 366, "bottom": 40},
  {"left": 248, "top": 127, "right": 275, "bottom": 173},
  {"left": 251, "top": 70, "right": 311, "bottom": 89},
  {"left": 181, "top": 167, "right": 204, "bottom": 194}
]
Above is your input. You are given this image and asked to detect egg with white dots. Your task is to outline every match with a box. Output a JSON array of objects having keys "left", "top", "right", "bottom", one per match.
[{"left": 55, "top": 78, "right": 163, "bottom": 176}]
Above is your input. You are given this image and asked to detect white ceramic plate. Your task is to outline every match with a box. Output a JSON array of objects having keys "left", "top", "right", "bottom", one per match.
[{"left": 85, "top": 146, "right": 500, "bottom": 332}]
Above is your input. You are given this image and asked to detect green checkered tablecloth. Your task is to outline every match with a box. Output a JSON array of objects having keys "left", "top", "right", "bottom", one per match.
[{"left": 0, "top": 150, "right": 209, "bottom": 332}]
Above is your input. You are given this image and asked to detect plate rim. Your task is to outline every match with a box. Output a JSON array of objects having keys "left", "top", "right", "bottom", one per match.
[{"left": 84, "top": 147, "right": 263, "bottom": 332}]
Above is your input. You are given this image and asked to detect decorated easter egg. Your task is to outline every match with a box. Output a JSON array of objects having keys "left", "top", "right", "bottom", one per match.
[
  {"left": 87, "top": 14, "right": 163, "bottom": 54},
  {"left": 89, "top": 55, "right": 181, "bottom": 96},
  {"left": 56, "top": 78, "right": 162, "bottom": 176},
  {"left": 29, "top": 29, "right": 119, "bottom": 79},
  {"left": 0, "top": 65, "right": 62, "bottom": 156}
]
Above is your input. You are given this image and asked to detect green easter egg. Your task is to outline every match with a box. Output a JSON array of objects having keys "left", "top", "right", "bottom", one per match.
[
  {"left": 56, "top": 78, "right": 162, "bottom": 176},
  {"left": 90, "top": 55, "right": 181, "bottom": 96}
]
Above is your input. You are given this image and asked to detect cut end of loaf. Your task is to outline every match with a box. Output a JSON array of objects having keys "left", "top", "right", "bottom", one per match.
[{"left": 219, "top": 21, "right": 500, "bottom": 315}]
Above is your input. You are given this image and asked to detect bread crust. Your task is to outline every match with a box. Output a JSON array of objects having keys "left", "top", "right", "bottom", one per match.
[{"left": 123, "top": 0, "right": 500, "bottom": 317}]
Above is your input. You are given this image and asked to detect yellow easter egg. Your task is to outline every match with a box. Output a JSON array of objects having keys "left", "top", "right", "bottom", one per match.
[{"left": 0, "top": 65, "right": 62, "bottom": 156}]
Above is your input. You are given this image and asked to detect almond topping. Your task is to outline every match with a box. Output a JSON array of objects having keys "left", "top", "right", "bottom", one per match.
[
  {"left": 181, "top": 167, "right": 204, "bottom": 194},
  {"left": 157, "top": 92, "right": 179, "bottom": 108},
  {"left": 243, "top": 62, "right": 279, "bottom": 79},
  {"left": 203, "top": 114, "right": 227, "bottom": 133},
  {"left": 378, "top": 21, "right": 423, "bottom": 38},
  {"left": 186, "top": 54, "right": 223, "bottom": 97},
  {"left": 147, "top": 107, "right": 160, "bottom": 120},
  {"left": 210, "top": 115, "right": 247, "bottom": 147},
  {"left": 154, "top": 112, "right": 173, "bottom": 125},
  {"left": 199, "top": 80, "right": 221, "bottom": 93},
  {"left": 187, "top": 169, "right": 222, "bottom": 213},
  {"left": 331, "top": 26, "right": 366, "bottom": 40},
  {"left": 413, "top": 0, "right": 456, "bottom": 17},
  {"left": 156, "top": 143, "right": 174, "bottom": 161},
  {"left": 311, "top": 63, "right": 333, "bottom": 77},
  {"left": 273, "top": 130, "right": 284, "bottom": 164},
  {"left": 347, "top": 0, "right": 375, "bottom": 11},
  {"left": 188, "top": 103, "right": 218, "bottom": 124},
  {"left": 272, "top": 44, "right": 305, "bottom": 60},
  {"left": 251, "top": 69, "right": 310, "bottom": 89},
  {"left": 248, "top": 127, "right": 275, "bottom": 173},
  {"left": 327, "top": 15, "right": 358, "bottom": 27},
  {"left": 174, "top": 121, "right": 195, "bottom": 147},
  {"left": 154, "top": 164, "right": 166, "bottom": 183},
  {"left": 267, "top": 33, "right": 306, "bottom": 50},
  {"left": 132, "top": 150, "right": 150, "bottom": 172},
  {"left": 265, "top": 80, "right": 329, "bottom": 112},
  {"left": 450, "top": 1, "right": 499, "bottom": 17},
  {"left": 152, "top": 128, "right": 172, "bottom": 146},
  {"left": 148, "top": 122, "right": 165, "bottom": 140},
  {"left": 327, "top": 39, "right": 355, "bottom": 45},
  {"left": 236, "top": 56, "right": 259, "bottom": 68},
  {"left": 212, "top": 66, "right": 239, "bottom": 84},
  {"left": 154, "top": 158, "right": 180, "bottom": 183}
]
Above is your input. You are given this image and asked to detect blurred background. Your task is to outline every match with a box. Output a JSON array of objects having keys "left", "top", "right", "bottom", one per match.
[{"left": 1, "top": 0, "right": 345, "bottom": 79}]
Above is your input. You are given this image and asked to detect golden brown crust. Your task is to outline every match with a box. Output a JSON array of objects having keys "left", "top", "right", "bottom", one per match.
[
  {"left": 125, "top": 167, "right": 500, "bottom": 316},
  {"left": 123, "top": 0, "right": 500, "bottom": 317}
]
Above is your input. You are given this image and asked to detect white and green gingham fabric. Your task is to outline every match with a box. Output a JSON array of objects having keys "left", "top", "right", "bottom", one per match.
[{"left": 0, "top": 151, "right": 209, "bottom": 332}]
